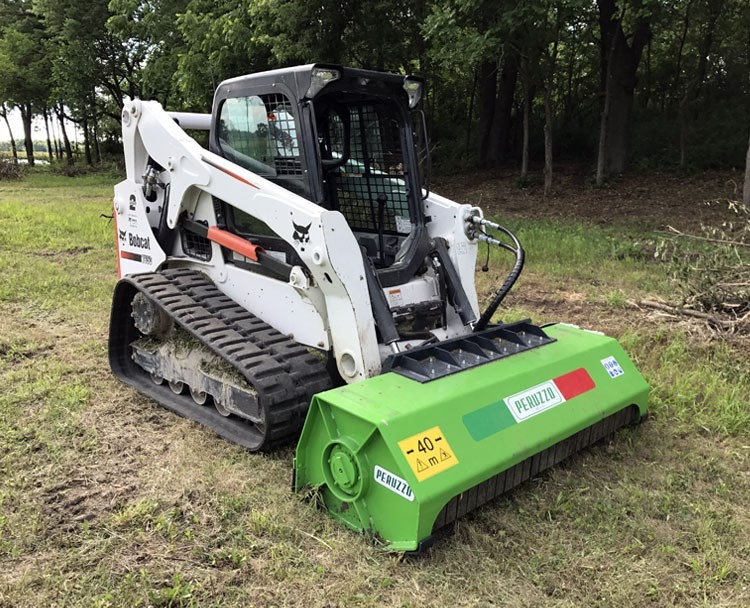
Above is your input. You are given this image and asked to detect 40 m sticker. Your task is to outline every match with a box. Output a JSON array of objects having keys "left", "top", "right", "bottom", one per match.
[{"left": 398, "top": 426, "right": 458, "bottom": 482}]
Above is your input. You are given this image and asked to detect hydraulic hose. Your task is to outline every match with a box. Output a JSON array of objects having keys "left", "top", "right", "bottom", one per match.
[{"left": 471, "top": 220, "right": 525, "bottom": 332}]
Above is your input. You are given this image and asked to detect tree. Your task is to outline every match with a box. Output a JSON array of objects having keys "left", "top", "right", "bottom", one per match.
[
  {"left": 0, "top": 0, "right": 747, "bottom": 177},
  {"left": 424, "top": 0, "right": 524, "bottom": 167},
  {"left": 678, "top": 0, "right": 724, "bottom": 169},
  {"left": 543, "top": 6, "right": 562, "bottom": 196},
  {"left": 0, "top": 103, "right": 18, "bottom": 163},
  {"left": 53, "top": 102, "right": 73, "bottom": 164},
  {"left": 0, "top": 8, "right": 51, "bottom": 166},
  {"left": 596, "top": 0, "right": 651, "bottom": 176},
  {"left": 107, "top": 0, "right": 189, "bottom": 107}
]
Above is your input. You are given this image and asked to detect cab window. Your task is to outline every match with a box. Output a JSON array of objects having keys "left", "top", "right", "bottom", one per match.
[{"left": 218, "top": 94, "right": 302, "bottom": 177}]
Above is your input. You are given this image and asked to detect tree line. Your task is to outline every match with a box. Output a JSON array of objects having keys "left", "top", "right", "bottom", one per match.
[{"left": 1, "top": 0, "right": 749, "bottom": 197}]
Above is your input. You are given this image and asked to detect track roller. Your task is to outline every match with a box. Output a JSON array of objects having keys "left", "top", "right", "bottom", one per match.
[{"left": 109, "top": 268, "right": 333, "bottom": 451}]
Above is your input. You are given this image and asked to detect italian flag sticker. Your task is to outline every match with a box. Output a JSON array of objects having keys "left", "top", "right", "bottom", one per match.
[{"left": 504, "top": 368, "right": 596, "bottom": 423}]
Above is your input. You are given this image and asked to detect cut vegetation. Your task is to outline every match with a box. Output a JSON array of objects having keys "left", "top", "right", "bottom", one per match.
[{"left": 1, "top": 170, "right": 748, "bottom": 607}]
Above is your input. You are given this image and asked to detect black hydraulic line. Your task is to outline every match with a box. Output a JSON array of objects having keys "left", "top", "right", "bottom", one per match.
[
  {"left": 362, "top": 252, "right": 400, "bottom": 345},
  {"left": 156, "top": 183, "right": 177, "bottom": 254},
  {"left": 473, "top": 224, "right": 525, "bottom": 332},
  {"left": 433, "top": 238, "right": 478, "bottom": 326}
]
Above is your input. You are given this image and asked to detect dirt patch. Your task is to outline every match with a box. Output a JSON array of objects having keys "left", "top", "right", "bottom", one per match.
[
  {"left": 434, "top": 166, "right": 743, "bottom": 231},
  {"left": 33, "top": 247, "right": 94, "bottom": 257},
  {"left": 502, "top": 281, "right": 646, "bottom": 337},
  {"left": 41, "top": 469, "right": 138, "bottom": 533},
  {"left": 0, "top": 342, "right": 53, "bottom": 364}
]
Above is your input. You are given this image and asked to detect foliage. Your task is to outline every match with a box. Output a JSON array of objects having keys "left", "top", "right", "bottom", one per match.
[
  {"left": 0, "top": 0, "right": 748, "bottom": 174},
  {"left": 0, "top": 158, "right": 24, "bottom": 179}
]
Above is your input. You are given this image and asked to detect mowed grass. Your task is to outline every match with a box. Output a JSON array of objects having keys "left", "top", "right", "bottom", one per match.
[{"left": 1, "top": 171, "right": 749, "bottom": 607}]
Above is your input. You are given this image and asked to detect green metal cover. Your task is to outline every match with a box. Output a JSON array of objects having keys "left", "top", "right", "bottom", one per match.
[{"left": 294, "top": 324, "right": 649, "bottom": 551}]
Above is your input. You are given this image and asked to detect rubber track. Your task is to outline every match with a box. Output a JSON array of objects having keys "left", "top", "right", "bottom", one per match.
[{"left": 109, "top": 267, "right": 333, "bottom": 451}]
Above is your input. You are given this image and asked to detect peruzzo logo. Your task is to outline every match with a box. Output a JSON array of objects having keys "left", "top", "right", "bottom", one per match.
[
  {"left": 504, "top": 381, "right": 565, "bottom": 422},
  {"left": 502, "top": 368, "right": 597, "bottom": 424},
  {"left": 373, "top": 466, "right": 414, "bottom": 501}
]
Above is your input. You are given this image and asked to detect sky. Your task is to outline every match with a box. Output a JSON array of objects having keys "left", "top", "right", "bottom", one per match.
[{"left": 0, "top": 107, "right": 81, "bottom": 142}]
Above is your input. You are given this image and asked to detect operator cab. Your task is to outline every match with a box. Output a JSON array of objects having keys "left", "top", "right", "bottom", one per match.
[{"left": 210, "top": 64, "right": 431, "bottom": 287}]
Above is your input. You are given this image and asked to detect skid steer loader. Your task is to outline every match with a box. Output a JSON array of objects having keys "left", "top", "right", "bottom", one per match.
[{"left": 110, "top": 64, "right": 648, "bottom": 551}]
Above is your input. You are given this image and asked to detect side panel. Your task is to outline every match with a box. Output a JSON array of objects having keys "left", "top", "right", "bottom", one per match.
[
  {"left": 220, "top": 265, "right": 329, "bottom": 350},
  {"left": 423, "top": 193, "right": 481, "bottom": 317},
  {"left": 113, "top": 181, "right": 166, "bottom": 277},
  {"left": 172, "top": 190, "right": 331, "bottom": 350}
]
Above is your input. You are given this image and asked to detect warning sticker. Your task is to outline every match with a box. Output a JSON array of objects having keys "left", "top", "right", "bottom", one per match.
[
  {"left": 387, "top": 288, "right": 404, "bottom": 307},
  {"left": 601, "top": 356, "right": 624, "bottom": 378},
  {"left": 397, "top": 426, "right": 458, "bottom": 482}
]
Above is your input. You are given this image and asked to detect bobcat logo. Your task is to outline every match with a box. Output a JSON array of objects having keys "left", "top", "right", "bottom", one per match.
[
  {"left": 118, "top": 229, "right": 127, "bottom": 243},
  {"left": 292, "top": 221, "right": 311, "bottom": 244}
]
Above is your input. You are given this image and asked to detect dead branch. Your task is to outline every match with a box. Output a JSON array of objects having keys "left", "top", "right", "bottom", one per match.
[
  {"left": 628, "top": 299, "right": 733, "bottom": 329},
  {"left": 662, "top": 225, "right": 750, "bottom": 248}
]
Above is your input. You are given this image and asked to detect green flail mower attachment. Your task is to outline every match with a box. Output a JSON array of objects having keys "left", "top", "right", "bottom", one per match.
[{"left": 294, "top": 322, "right": 649, "bottom": 552}]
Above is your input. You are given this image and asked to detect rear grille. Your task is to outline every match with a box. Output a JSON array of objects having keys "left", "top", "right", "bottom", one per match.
[
  {"left": 432, "top": 405, "right": 641, "bottom": 531},
  {"left": 181, "top": 229, "right": 212, "bottom": 261}
]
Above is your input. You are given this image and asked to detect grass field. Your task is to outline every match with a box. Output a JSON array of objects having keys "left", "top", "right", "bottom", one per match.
[{"left": 1, "top": 170, "right": 748, "bottom": 607}]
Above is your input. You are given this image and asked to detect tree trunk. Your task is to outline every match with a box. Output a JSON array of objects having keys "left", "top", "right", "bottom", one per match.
[
  {"left": 477, "top": 60, "right": 497, "bottom": 167},
  {"left": 597, "top": 9, "right": 619, "bottom": 187},
  {"left": 52, "top": 125, "right": 60, "bottom": 160},
  {"left": 465, "top": 68, "right": 478, "bottom": 156},
  {"left": 595, "top": 66, "right": 612, "bottom": 186},
  {"left": 544, "top": 12, "right": 561, "bottom": 197},
  {"left": 564, "top": 43, "right": 577, "bottom": 121},
  {"left": 54, "top": 103, "right": 73, "bottom": 164},
  {"left": 0, "top": 105, "right": 18, "bottom": 164},
  {"left": 521, "top": 84, "right": 530, "bottom": 178},
  {"left": 43, "top": 109, "right": 53, "bottom": 162},
  {"left": 743, "top": 126, "right": 750, "bottom": 206},
  {"left": 679, "top": 0, "right": 723, "bottom": 170},
  {"left": 50, "top": 109, "right": 60, "bottom": 159},
  {"left": 19, "top": 103, "right": 35, "bottom": 166},
  {"left": 643, "top": 35, "right": 651, "bottom": 110},
  {"left": 487, "top": 51, "right": 519, "bottom": 165},
  {"left": 672, "top": 1, "right": 692, "bottom": 104},
  {"left": 82, "top": 114, "right": 92, "bottom": 166},
  {"left": 597, "top": 0, "right": 650, "bottom": 174},
  {"left": 543, "top": 86, "right": 553, "bottom": 196},
  {"left": 93, "top": 118, "right": 102, "bottom": 165}
]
